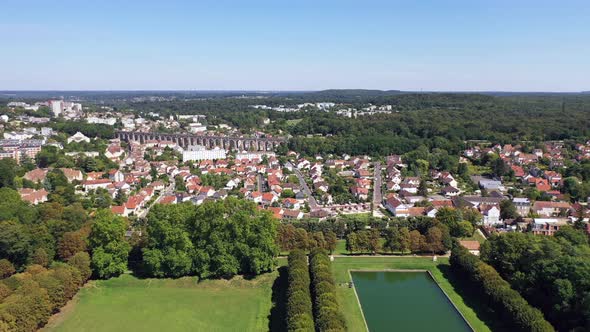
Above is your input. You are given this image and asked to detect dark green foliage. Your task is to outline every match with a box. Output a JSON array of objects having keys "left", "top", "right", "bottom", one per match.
[
  {"left": 286, "top": 250, "right": 314, "bottom": 332},
  {"left": 142, "top": 198, "right": 279, "bottom": 279},
  {"left": 88, "top": 210, "right": 130, "bottom": 279},
  {"left": 451, "top": 244, "right": 554, "bottom": 332},
  {"left": 0, "top": 159, "right": 17, "bottom": 189},
  {"left": 309, "top": 249, "right": 345, "bottom": 331},
  {"left": 481, "top": 231, "right": 590, "bottom": 331}
]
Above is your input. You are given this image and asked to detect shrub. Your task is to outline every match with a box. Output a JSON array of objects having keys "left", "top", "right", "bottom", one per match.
[{"left": 286, "top": 250, "right": 314, "bottom": 332}]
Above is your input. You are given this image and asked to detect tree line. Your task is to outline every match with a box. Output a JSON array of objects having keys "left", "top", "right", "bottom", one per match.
[
  {"left": 286, "top": 250, "right": 314, "bottom": 332},
  {"left": 450, "top": 243, "right": 554, "bottom": 332},
  {"left": 0, "top": 253, "right": 91, "bottom": 332},
  {"left": 480, "top": 228, "right": 590, "bottom": 331},
  {"left": 277, "top": 224, "right": 338, "bottom": 254},
  {"left": 309, "top": 249, "right": 346, "bottom": 331}
]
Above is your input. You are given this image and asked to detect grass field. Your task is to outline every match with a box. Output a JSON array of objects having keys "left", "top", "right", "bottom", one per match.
[
  {"left": 43, "top": 256, "right": 497, "bottom": 332},
  {"left": 43, "top": 271, "right": 284, "bottom": 332},
  {"left": 331, "top": 257, "right": 494, "bottom": 332}
]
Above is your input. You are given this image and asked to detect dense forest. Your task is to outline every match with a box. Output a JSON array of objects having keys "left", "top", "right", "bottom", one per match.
[{"left": 91, "top": 91, "right": 590, "bottom": 157}]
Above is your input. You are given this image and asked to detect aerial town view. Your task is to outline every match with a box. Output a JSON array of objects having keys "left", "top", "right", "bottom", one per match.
[{"left": 0, "top": 1, "right": 589, "bottom": 332}]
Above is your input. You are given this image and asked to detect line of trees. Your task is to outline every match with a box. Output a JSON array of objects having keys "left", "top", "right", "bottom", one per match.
[
  {"left": 0, "top": 252, "right": 91, "bottom": 332},
  {"left": 309, "top": 249, "right": 346, "bottom": 331},
  {"left": 450, "top": 243, "right": 554, "bottom": 332},
  {"left": 480, "top": 229, "right": 590, "bottom": 331},
  {"left": 286, "top": 250, "right": 314, "bottom": 332},
  {"left": 276, "top": 224, "right": 338, "bottom": 253}
]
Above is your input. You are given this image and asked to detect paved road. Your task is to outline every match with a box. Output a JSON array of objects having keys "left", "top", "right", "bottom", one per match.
[
  {"left": 138, "top": 182, "right": 175, "bottom": 218},
  {"left": 257, "top": 173, "right": 263, "bottom": 192},
  {"left": 372, "top": 162, "right": 383, "bottom": 211},
  {"left": 287, "top": 162, "right": 319, "bottom": 210}
]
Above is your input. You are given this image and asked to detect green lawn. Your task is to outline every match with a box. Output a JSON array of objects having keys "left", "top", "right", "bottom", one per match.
[
  {"left": 331, "top": 257, "right": 493, "bottom": 332},
  {"left": 43, "top": 271, "right": 283, "bottom": 332},
  {"left": 460, "top": 230, "right": 487, "bottom": 244}
]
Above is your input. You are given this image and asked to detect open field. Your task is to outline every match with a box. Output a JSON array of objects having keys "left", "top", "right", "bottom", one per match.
[
  {"left": 43, "top": 256, "right": 499, "bottom": 332},
  {"left": 331, "top": 256, "right": 495, "bottom": 332},
  {"left": 43, "top": 271, "right": 284, "bottom": 332}
]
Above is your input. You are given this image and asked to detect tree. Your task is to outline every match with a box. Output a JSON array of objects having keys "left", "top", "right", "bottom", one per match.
[
  {"left": 409, "top": 230, "right": 425, "bottom": 253},
  {"left": 418, "top": 180, "right": 428, "bottom": 197},
  {"left": 554, "top": 226, "right": 588, "bottom": 246},
  {"left": 435, "top": 207, "right": 463, "bottom": 237},
  {"left": 88, "top": 210, "right": 130, "bottom": 279},
  {"left": 31, "top": 248, "right": 50, "bottom": 267},
  {"left": 425, "top": 227, "right": 445, "bottom": 254},
  {"left": 114, "top": 190, "right": 127, "bottom": 206},
  {"left": 324, "top": 231, "right": 337, "bottom": 254},
  {"left": 277, "top": 223, "right": 297, "bottom": 251},
  {"left": 57, "top": 230, "right": 88, "bottom": 260},
  {"left": 0, "top": 259, "right": 15, "bottom": 279},
  {"left": 345, "top": 232, "right": 358, "bottom": 254},
  {"left": 0, "top": 158, "right": 17, "bottom": 189},
  {"left": 500, "top": 199, "right": 518, "bottom": 220},
  {"left": 68, "top": 252, "right": 92, "bottom": 282},
  {"left": 384, "top": 227, "right": 411, "bottom": 253},
  {"left": 457, "top": 221, "right": 474, "bottom": 237},
  {"left": 142, "top": 199, "right": 278, "bottom": 279},
  {"left": 0, "top": 220, "right": 32, "bottom": 268},
  {"left": 309, "top": 232, "right": 326, "bottom": 250}
]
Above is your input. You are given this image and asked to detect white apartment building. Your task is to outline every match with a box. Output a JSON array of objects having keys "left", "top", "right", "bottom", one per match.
[{"left": 182, "top": 145, "right": 227, "bottom": 161}]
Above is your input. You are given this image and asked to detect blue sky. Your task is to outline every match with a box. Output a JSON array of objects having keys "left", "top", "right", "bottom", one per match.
[{"left": 0, "top": 0, "right": 589, "bottom": 91}]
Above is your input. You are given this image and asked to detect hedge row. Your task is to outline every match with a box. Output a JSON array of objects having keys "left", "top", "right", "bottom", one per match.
[
  {"left": 0, "top": 253, "right": 91, "bottom": 332},
  {"left": 450, "top": 244, "right": 553, "bottom": 332},
  {"left": 286, "top": 250, "right": 314, "bottom": 332},
  {"left": 309, "top": 249, "right": 345, "bottom": 332}
]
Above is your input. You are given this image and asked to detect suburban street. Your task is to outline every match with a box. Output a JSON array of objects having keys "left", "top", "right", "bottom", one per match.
[
  {"left": 138, "top": 182, "right": 175, "bottom": 218},
  {"left": 372, "top": 162, "right": 384, "bottom": 217},
  {"left": 287, "top": 162, "right": 319, "bottom": 210}
]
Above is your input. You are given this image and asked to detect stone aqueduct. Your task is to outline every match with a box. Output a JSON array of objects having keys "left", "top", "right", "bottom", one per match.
[{"left": 115, "top": 131, "right": 286, "bottom": 152}]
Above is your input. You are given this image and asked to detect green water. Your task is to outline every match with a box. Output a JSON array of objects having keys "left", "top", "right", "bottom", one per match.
[{"left": 351, "top": 271, "right": 471, "bottom": 332}]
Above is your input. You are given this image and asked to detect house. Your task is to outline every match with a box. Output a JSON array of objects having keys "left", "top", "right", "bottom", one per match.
[
  {"left": 105, "top": 145, "right": 124, "bottom": 159},
  {"left": 283, "top": 198, "right": 301, "bottom": 210},
  {"left": 535, "top": 178, "right": 551, "bottom": 192},
  {"left": 249, "top": 191, "right": 263, "bottom": 204},
  {"left": 532, "top": 218, "right": 569, "bottom": 236},
  {"left": 481, "top": 205, "right": 501, "bottom": 225},
  {"left": 351, "top": 186, "right": 369, "bottom": 201},
  {"left": 59, "top": 168, "right": 83, "bottom": 182},
  {"left": 282, "top": 209, "right": 304, "bottom": 220},
  {"left": 407, "top": 207, "right": 426, "bottom": 217},
  {"left": 159, "top": 195, "right": 177, "bottom": 205},
  {"left": 425, "top": 206, "right": 438, "bottom": 218},
  {"left": 384, "top": 197, "right": 410, "bottom": 217},
  {"left": 479, "top": 179, "right": 504, "bottom": 191},
  {"left": 532, "top": 201, "right": 571, "bottom": 217},
  {"left": 24, "top": 168, "right": 48, "bottom": 183},
  {"left": 67, "top": 131, "right": 91, "bottom": 144},
  {"left": 513, "top": 197, "right": 531, "bottom": 216},
  {"left": 459, "top": 240, "right": 481, "bottom": 255},
  {"left": 108, "top": 169, "right": 125, "bottom": 182},
  {"left": 441, "top": 186, "right": 460, "bottom": 197},
  {"left": 262, "top": 192, "right": 278, "bottom": 205},
  {"left": 18, "top": 188, "right": 48, "bottom": 205},
  {"left": 82, "top": 179, "right": 112, "bottom": 190},
  {"left": 124, "top": 195, "right": 144, "bottom": 215},
  {"left": 111, "top": 205, "right": 126, "bottom": 216},
  {"left": 313, "top": 181, "right": 329, "bottom": 193}
]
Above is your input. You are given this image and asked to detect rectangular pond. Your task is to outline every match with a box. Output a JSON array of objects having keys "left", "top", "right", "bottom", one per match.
[{"left": 351, "top": 271, "right": 472, "bottom": 332}]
